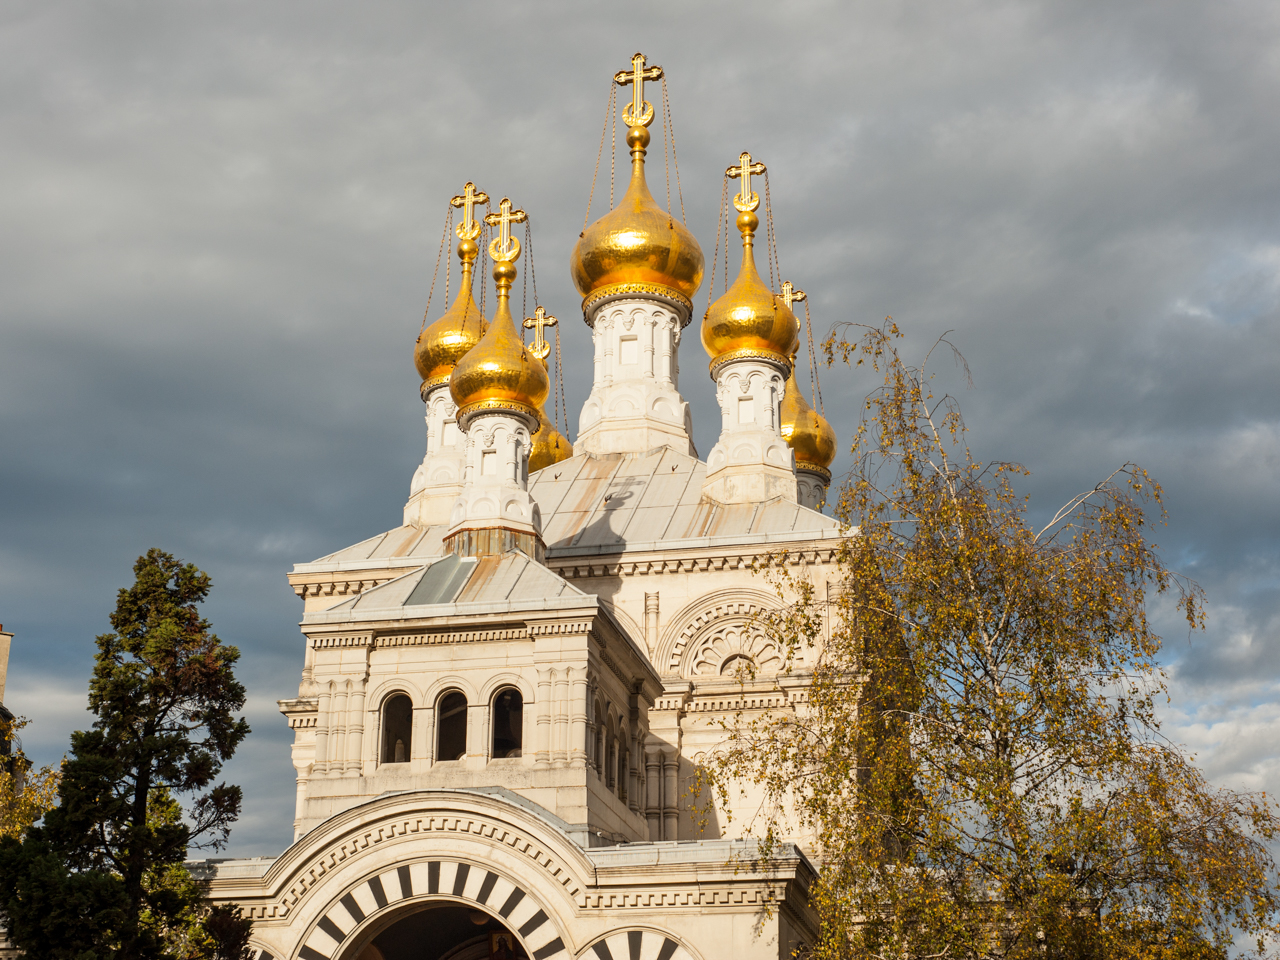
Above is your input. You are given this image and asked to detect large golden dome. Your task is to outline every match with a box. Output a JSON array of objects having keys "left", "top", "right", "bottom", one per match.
[
  {"left": 414, "top": 238, "right": 486, "bottom": 397},
  {"left": 702, "top": 209, "right": 799, "bottom": 372},
  {"left": 450, "top": 257, "right": 548, "bottom": 422},
  {"left": 570, "top": 124, "right": 704, "bottom": 316},
  {"left": 780, "top": 369, "right": 837, "bottom": 476}
]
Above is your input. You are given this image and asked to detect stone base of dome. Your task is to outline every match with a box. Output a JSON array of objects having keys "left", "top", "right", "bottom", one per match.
[
  {"left": 701, "top": 357, "right": 798, "bottom": 505},
  {"left": 577, "top": 415, "right": 694, "bottom": 459},
  {"left": 405, "top": 384, "right": 470, "bottom": 526},
  {"left": 576, "top": 297, "right": 696, "bottom": 458},
  {"left": 796, "top": 469, "right": 831, "bottom": 512},
  {"left": 444, "top": 525, "right": 545, "bottom": 563}
]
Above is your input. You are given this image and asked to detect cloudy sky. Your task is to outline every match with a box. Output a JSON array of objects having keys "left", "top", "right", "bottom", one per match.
[{"left": 2, "top": 0, "right": 1278, "bottom": 857}]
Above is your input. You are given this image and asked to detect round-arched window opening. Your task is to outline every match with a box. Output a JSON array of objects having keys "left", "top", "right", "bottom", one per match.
[
  {"left": 381, "top": 693, "right": 413, "bottom": 764},
  {"left": 719, "top": 653, "right": 756, "bottom": 677},
  {"left": 491, "top": 688, "right": 523, "bottom": 759},
  {"left": 436, "top": 691, "right": 468, "bottom": 762}
]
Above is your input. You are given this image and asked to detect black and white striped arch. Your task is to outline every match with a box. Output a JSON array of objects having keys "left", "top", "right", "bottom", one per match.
[
  {"left": 586, "top": 931, "right": 697, "bottom": 960},
  {"left": 282, "top": 859, "right": 569, "bottom": 960}
]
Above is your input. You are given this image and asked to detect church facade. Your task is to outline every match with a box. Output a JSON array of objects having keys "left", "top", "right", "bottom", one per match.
[{"left": 200, "top": 53, "right": 843, "bottom": 960}]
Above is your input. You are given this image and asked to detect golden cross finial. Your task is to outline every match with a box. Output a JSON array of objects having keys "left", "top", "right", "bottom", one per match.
[
  {"left": 614, "top": 51, "right": 663, "bottom": 128},
  {"left": 522, "top": 305, "right": 558, "bottom": 360},
  {"left": 484, "top": 197, "right": 527, "bottom": 263},
  {"left": 780, "top": 280, "right": 806, "bottom": 312},
  {"left": 450, "top": 181, "right": 489, "bottom": 241},
  {"left": 727, "top": 152, "right": 767, "bottom": 212}
]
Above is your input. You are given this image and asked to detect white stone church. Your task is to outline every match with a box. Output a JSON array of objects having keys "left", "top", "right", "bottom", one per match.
[{"left": 201, "top": 53, "right": 843, "bottom": 960}]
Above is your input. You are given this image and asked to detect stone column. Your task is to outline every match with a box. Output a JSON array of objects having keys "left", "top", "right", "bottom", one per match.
[
  {"left": 569, "top": 667, "right": 588, "bottom": 770},
  {"left": 328, "top": 681, "right": 349, "bottom": 777},
  {"left": 345, "top": 675, "right": 366, "bottom": 776},
  {"left": 534, "top": 667, "right": 553, "bottom": 768},
  {"left": 645, "top": 592, "right": 660, "bottom": 655},
  {"left": 552, "top": 668, "right": 570, "bottom": 767},
  {"left": 645, "top": 742, "right": 662, "bottom": 840},
  {"left": 662, "top": 751, "right": 680, "bottom": 840},
  {"left": 313, "top": 681, "right": 332, "bottom": 776}
]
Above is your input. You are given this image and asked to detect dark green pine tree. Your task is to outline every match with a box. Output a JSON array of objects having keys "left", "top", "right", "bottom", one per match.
[{"left": 0, "top": 549, "right": 253, "bottom": 960}]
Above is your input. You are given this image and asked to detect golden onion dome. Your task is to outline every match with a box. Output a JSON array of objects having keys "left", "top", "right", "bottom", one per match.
[
  {"left": 570, "top": 124, "right": 704, "bottom": 316},
  {"left": 414, "top": 238, "right": 487, "bottom": 397},
  {"left": 780, "top": 369, "right": 837, "bottom": 475},
  {"left": 449, "top": 257, "right": 548, "bottom": 421},
  {"left": 702, "top": 209, "right": 799, "bottom": 372},
  {"left": 529, "top": 409, "right": 573, "bottom": 473}
]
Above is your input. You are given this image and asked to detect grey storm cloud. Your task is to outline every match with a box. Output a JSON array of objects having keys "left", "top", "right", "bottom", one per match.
[{"left": 1, "top": 0, "right": 1278, "bottom": 855}]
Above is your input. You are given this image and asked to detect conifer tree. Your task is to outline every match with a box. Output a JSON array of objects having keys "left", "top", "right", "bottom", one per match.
[
  {"left": 708, "top": 325, "right": 1280, "bottom": 960},
  {"left": 0, "top": 549, "right": 253, "bottom": 960}
]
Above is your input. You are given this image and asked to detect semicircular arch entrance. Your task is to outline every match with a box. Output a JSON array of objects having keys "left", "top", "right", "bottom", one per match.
[{"left": 295, "top": 859, "right": 569, "bottom": 960}]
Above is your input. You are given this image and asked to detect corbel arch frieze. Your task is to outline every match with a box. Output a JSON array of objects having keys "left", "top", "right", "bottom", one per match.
[{"left": 657, "top": 588, "right": 782, "bottom": 679}]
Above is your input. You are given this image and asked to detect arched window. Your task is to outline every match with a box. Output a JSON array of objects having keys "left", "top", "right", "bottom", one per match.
[
  {"left": 491, "top": 687, "right": 523, "bottom": 758},
  {"left": 436, "top": 690, "right": 468, "bottom": 762},
  {"left": 593, "top": 699, "right": 605, "bottom": 777},
  {"left": 380, "top": 693, "right": 413, "bottom": 764},
  {"left": 617, "top": 727, "right": 629, "bottom": 802}
]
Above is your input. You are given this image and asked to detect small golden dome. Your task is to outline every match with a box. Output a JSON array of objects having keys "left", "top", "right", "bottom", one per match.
[
  {"left": 702, "top": 209, "right": 799, "bottom": 372},
  {"left": 414, "top": 238, "right": 486, "bottom": 397},
  {"left": 450, "top": 257, "right": 548, "bottom": 421},
  {"left": 780, "top": 370, "right": 837, "bottom": 475},
  {"left": 571, "top": 124, "right": 704, "bottom": 315},
  {"left": 529, "top": 409, "right": 573, "bottom": 473}
]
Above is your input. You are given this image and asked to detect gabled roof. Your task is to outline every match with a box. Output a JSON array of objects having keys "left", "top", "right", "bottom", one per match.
[{"left": 303, "top": 551, "right": 590, "bottom": 623}]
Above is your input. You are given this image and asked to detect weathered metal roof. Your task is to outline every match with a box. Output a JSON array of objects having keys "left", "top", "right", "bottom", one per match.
[{"left": 302, "top": 448, "right": 840, "bottom": 573}]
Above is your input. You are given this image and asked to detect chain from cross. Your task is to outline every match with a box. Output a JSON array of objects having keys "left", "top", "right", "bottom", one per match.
[
  {"left": 484, "top": 197, "right": 527, "bottom": 263},
  {"left": 614, "top": 51, "right": 663, "bottom": 128},
  {"left": 522, "top": 305, "right": 558, "bottom": 360},
  {"left": 727, "top": 152, "right": 766, "bottom": 213},
  {"left": 450, "top": 182, "right": 489, "bottom": 242}
]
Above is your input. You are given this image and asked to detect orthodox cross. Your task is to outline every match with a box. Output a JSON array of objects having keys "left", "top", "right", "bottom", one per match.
[
  {"left": 523, "top": 305, "right": 558, "bottom": 360},
  {"left": 614, "top": 51, "right": 663, "bottom": 128},
  {"left": 780, "top": 280, "right": 806, "bottom": 312},
  {"left": 450, "top": 181, "right": 488, "bottom": 241},
  {"left": 727, "top": 151, "right": 766, "bottom": 212},
  {"left": 484, "top": 197, "right": 527, "bottom": 263}
]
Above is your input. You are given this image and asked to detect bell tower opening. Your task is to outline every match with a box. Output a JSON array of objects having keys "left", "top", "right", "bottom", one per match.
[{"left": 347, "top": 903, "right": 527, "bottom": 960}]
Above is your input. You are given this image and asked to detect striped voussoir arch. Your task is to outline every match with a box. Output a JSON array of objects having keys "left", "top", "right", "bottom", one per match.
[
  {"left": 287, "top": 858, "right": 569, "bottom": 960},
  {"left": 587, "top": 930, "right": 696, "bottom": 960}
]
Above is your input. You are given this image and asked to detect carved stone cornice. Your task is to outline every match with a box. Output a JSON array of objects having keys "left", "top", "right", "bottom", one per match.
[{"left": 548, "top": 546, "right": 837, "bottom": 582}]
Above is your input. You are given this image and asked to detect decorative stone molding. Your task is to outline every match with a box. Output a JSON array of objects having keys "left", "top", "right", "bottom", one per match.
[
  {"left": 658, "top": 589, "right": 781, "bottom": 677},
  {"left": 294, "top": 857, "right": 570, "bottom": 960},
  {"left": 309, "top": 634, "right": 375, "bottom": 650},
  {"left": 548, "top": 547, "right": 838, "bottom": 581},
  {"left": 291, "top": 579, "right": 395, "bottom": 600}
]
